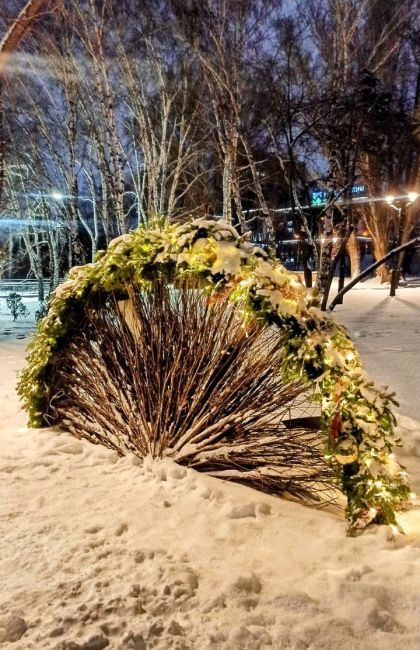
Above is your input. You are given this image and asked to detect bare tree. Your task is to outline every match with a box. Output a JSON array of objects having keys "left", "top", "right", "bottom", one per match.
[
  {"left": 0, "top": 0, "right": 50, "bottom": 200},
  {"left": 1, "top": 0, "right": 418, "bottom": 287},
  {"left": 169, "top": 0, "right": 281, "bottom": 245},
  {"left": 0, "top": 0, "right": 49, "bottom": 63}
]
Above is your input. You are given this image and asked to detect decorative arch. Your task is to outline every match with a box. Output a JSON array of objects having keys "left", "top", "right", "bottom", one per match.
[{"left": 17, "top": 218, "right": 410, "bottom": 531}]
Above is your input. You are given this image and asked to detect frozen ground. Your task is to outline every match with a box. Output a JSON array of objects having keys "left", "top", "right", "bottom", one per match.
[{"left": 0, "top": 286, "right": 420, "bottom": 649}]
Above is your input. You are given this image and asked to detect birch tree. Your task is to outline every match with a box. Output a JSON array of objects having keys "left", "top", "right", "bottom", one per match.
[{"left": 0, "top": 0, "right": 50, "bottom": 201}]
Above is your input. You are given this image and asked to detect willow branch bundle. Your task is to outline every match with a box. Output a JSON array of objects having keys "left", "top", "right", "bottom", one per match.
[{"left": 48, "top": 276, "right": 337, "bottom": 505}]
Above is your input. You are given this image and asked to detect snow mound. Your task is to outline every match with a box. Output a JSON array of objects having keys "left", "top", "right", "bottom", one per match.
[
  {"left": 396, "top": 415, "right": 420, "bottom": 457},
  {"left": 2, "top": 343, "right": 420, "bottom": 649}
]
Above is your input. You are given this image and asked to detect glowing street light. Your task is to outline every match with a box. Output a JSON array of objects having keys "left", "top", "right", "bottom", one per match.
[
  {"left": 385, "top": 192, "right": 418, "bottom": 206},
  {"left": 51, "top": 191, "right": 96, "bottom": 207},
  {"left": 385, "top": 191, "right": 419, "bottom": 297}
]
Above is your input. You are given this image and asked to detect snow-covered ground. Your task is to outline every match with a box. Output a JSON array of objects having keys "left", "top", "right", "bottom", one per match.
[
  {"left": 1, "top": 286, "right": 420, "bottom": 649},
  {"left": 0, "top": 297, "right": 38, "bottom": 343},
  {"left": 333, "top": 279, "right": 420, "bottom": 421}
]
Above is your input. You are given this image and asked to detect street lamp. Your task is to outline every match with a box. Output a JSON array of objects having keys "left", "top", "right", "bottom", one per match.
[
  {"left": 386, "top": 192, "right": 419, "bottom": 297},
  {"left": 51, "top": 191, "right": 95, "bottom": 207}
]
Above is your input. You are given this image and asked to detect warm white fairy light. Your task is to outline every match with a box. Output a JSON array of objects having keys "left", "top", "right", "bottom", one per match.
[
  {"left": 17, "top": 215, "right": 412, "bottom": 532},
  {"left": 390, "top": 524, "right": 399, "bottom": 538}
]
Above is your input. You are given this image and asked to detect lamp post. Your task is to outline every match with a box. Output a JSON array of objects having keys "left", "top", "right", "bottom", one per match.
[{"left": 385, "top": 192, "right": 419, "bottom": 297}]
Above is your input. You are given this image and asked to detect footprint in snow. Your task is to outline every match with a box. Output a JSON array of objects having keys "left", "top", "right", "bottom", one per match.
[
  {"left": 0, "top": 614, "right": 28, "bottom": 643},
  {"left": 84, "top": 524, "right": 103, "bottom": 535},
  {"left": 115, "top": 522, "right": 128, "bottom": 536},
  {"left": 226, "top": 502, "right": 271, "bottom": 519}
]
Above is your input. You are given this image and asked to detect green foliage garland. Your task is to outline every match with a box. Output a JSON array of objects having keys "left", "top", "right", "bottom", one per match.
[{"left": 17, "top": 218, "right": 411, "bottom": 532}]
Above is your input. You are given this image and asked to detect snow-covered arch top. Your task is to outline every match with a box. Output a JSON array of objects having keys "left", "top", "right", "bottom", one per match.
[{"left": 18, "top": 218, "right": 410, "bottom": 531}]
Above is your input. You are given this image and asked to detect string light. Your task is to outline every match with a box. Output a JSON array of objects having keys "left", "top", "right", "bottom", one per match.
[{"left": 17, "top": 215, "right": 412, "bottom": 533}]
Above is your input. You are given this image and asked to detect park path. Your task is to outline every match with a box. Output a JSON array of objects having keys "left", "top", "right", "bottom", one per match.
[{"left": 333, "top": 283, "right": 420, "bottom": 421}]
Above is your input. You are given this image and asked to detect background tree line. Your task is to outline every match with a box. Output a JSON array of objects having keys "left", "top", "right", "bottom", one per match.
[{"left": 0, "top": 0, "right": 419, "bottom": 300}]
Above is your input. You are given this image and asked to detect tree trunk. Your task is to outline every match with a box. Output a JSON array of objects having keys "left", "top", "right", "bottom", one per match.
[
  {"left": 0, "top": 0, "right": 50, "bottom": 201},
  {"left": 0, "top": 0, "right": 49, "bottom": 61},
  {"left": 47, "top": 228, "right": 60, "bottom": 290},
  {"left": 347, "top": 231, "right": 361, "bottom": 278},
  {"left": 22, "top": 230, "right": 45, "bottom": 302},
  {"left": 7, "top": 231, "right": 13, "bottom": 278},
  {"left": 373, "top": 238, "right": 390, "bottom": 282},
  {"left": 222, "top": 152, "right": 232, "bottom": 223},
  {"left": 316, "top": 207, "right": 335, "bottom": 295}
]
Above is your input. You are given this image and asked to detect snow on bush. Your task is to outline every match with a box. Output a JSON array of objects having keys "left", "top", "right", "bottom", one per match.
[{"left": 17, "top": 217, "right": 412, "bottom": 532}]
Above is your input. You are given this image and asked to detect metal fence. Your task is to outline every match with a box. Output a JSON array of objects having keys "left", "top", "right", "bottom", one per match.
[{"left": 0, "top": 279, "right": 53, "bottom": 298}]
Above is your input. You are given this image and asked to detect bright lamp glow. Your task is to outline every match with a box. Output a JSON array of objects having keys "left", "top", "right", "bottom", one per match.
[
  {"left": 407, "top": 192, "right": 418, "bottom": 203},
  {"left": 51, "top": 192, "right": 64, "bottom": 201},
  {"left": 385, "top": 195, "right": 395, "bottom": 205}
]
